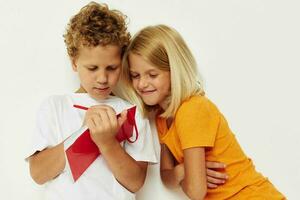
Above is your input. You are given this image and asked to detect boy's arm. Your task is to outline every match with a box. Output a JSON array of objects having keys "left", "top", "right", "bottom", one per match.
[
  {"left": 29, "top": 142, "right": 65, "bottom": 185},
  {"left": 99, "top": 140, "right": 148, "bottom": 193},
  {"left": 84, "top": 105, "right": 148, "bottom": 193}
]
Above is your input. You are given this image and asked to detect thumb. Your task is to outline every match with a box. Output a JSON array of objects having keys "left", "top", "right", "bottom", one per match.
[{"left": 117, "top": 110, "right": 127, "bottom": 127}]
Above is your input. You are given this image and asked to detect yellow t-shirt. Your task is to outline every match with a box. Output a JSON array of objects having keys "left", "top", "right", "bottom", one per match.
[{"left": 156, "top": 95, "right": 285, "bottom": 199}]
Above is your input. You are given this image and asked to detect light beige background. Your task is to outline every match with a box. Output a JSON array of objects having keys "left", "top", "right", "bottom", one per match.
[{"left": 0, "top": 0, "right": 299, "bottom": 199}]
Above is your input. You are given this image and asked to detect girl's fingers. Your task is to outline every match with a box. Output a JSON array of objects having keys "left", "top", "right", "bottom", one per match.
[
  {"left": 207, "top": 175, "right": 226, "bottom": 184},
  {"left": 206, "top": 168, "right": 228, "bottom": 179},
  {"left": 206, "top": 161, "right": 226, "bottom": 169},
  {"left": 207, "top": 182, "right": 218, "bottom": 189}
]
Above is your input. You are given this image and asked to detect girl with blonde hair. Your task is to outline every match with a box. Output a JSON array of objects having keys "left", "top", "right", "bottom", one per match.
[{"left": 120, "top": 24, "right": 285, "bottom": 199}]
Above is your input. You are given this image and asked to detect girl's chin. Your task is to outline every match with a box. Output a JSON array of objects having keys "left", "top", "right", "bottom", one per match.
[{"left": 142, "top": 98, "right": 159, "bottom": 106}]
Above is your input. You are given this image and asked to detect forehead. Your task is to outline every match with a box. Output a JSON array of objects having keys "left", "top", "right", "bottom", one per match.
[
  {"left": 128, "top": 53, "right": 159, "bottom": 72},
  {"left": 77, "top": 45, "right": 121, "bottom": 64}
]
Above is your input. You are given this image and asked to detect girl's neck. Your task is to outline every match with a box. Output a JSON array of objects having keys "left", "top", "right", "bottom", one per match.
[{"left": 159, "top": 95, "right": 171, "bottom": 111}]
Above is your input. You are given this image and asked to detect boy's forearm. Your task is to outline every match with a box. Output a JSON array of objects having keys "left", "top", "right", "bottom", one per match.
[
  {"left": 98, "top": 139, "right": 147, "bottom": 193},
  {"left": 29, "top": 143, "right": 65, "bottom": 185}
]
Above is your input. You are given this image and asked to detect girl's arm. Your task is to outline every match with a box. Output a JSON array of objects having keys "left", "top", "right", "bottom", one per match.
[
  {"left": 160, "top": 144, "right": 184, "bottom": 188},
  {"left": 181, "top": 147, "right": 207, "bottom": 200},
  {"left": 160, "top": 144, "right": 227, "bottom": 191},
  {"left": 28, "top": 143, "right": 65, "bottom": 185}
]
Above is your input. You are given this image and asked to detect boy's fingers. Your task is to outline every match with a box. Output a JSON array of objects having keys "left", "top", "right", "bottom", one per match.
[
  {"left": 117, "top": 110, "right": 127, "bottom": 126},
  {"left": 206, "top": 161, "right": 226, "bottom": 169},
  {"left": 105, "top": 108, "right": 118, "bottom": 128},
  {"left": 91, "top": 113, "right": 103, "bottom": 127},
  {"left": 98, "top": 110, "right": 111, "bottom": 129},
  {"left": 206, "top": 169, "right": 228, "bottom": 179}
]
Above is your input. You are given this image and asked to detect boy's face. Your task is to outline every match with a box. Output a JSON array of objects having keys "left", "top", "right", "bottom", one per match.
[{"left": 72, "top": 45, "right": 122, "bottom": 100}]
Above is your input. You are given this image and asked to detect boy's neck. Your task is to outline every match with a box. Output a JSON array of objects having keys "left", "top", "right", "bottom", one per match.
[{"left": 75, "top": 87, "right": 86, "bottom": 93}]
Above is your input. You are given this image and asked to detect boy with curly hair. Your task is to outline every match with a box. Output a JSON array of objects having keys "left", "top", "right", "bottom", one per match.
[{"left": 26, "top": 2, "right": 157, "bottom": 200}]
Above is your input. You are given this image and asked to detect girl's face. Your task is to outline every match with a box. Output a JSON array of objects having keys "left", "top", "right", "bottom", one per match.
[
  {"left": 128, "top": 53, "right": 171, "bottom": 108},
  {"left": 72, "top": 45, "right": 121, "bottom": 100}
]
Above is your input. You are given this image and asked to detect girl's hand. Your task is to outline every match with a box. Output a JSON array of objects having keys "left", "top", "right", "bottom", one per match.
[
  {"left": 175, "top": 161, "right": 228, "bottom": 189},
  {"left": 206, "top": 161, "right": 228, "bottom": 188},
  {"left": 174, "top": 163, "right": 185, "bottom": 184},
  {"left": 84, "top": 105, "right": 127, "bottom": 148}
]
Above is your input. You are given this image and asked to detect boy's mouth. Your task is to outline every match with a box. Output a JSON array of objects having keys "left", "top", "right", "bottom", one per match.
[{"left": 93, "top": 87, "right": 109, "bottom": 92}]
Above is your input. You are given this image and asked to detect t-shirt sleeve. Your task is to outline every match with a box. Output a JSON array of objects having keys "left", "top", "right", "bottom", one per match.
[
  {"left": 176, "top": 97, "right": 220, "bottom": 150},
  {"left": 25, "top": 97, "right": 58, "bottom": 160},
  {"left": 124, "top": 109, "right": 158, "bottom": 164}
]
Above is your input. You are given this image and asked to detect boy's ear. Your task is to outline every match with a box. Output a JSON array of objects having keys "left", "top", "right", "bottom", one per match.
[{"left": 71, "top": 59, "right": 78, "bottom": 72}]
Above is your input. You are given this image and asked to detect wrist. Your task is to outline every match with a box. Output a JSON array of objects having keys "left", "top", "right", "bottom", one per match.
[
  {"left": 174, "top": 164, "right": 184, "bottom": 184},
  {"left": 97, "top": 138, "right": 119, "bottom": 153}
]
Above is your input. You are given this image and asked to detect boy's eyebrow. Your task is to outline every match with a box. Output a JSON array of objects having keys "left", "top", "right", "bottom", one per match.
[
  {"left": 83, "top": 64, "right": 98, "bottom": 68},
  {"left": 83, "top": 64, "right": 119, "bottom": 68}
]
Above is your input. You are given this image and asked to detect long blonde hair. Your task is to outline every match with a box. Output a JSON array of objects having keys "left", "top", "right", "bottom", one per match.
[{"left": 117, "top": 25, "right": 204, "bottom": 118}]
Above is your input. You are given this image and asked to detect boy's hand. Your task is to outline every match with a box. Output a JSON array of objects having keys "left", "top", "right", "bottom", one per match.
[
  {"left": 84, "top": 105, "right": 127, "bottom": 148},
  {"left": 206, "top": 161, "right": 228, "bottom": 188}
]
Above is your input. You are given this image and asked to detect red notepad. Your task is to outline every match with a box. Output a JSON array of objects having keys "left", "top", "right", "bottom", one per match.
[{"left": 65, "top": 106, "right": 138, "bottom": 182}]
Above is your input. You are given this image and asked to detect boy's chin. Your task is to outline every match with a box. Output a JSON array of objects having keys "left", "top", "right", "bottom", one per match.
[
  {"left": 88, "top": 91, "right": 112, "bottom": 100},
  {"left": 90, "top": 94, "right": 110, "bottom": 100}
]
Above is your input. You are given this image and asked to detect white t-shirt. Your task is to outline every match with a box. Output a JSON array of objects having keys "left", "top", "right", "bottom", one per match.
[{"left": 27, "top": 93, "right": 157, "bottom": 200}]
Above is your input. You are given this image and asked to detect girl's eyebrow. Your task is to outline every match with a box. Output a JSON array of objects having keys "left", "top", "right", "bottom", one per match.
[{"left": 130, "top": 69, "right": 157, "bottom": 74}]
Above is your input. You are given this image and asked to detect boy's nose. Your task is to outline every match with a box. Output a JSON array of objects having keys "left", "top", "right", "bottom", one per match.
[{"left": 96, "top": 72, "right": 108, "bottom": 84}]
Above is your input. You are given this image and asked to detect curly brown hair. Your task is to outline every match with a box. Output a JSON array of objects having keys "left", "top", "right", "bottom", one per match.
[{"left": 63, "top": 1, "right": 130, "bottom": 59}]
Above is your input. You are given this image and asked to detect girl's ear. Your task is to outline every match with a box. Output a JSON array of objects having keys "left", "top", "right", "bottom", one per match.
[{"left": 71, "top": 59, "right": 78, "bottom": 72}]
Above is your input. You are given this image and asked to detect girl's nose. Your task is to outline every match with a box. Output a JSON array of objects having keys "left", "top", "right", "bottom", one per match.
[{"left": 138, "top": 77, "right": 149, "bottom": 89}]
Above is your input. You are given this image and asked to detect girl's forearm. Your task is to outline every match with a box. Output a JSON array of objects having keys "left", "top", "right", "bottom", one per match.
[{"left": 161, "top": 163, "right": 184, "bottom": 188}]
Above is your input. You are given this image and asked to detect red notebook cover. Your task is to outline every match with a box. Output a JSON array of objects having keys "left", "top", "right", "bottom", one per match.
[{"left": 65, "top": 106, "right": 138, "bottom": 182}]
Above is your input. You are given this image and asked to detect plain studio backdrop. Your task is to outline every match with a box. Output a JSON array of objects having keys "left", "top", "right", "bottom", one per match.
[{"left": 0, "top": 0, "right": 299, "bottom": 199}]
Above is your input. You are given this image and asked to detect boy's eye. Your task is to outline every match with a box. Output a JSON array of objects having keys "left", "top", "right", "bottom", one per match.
[
  {"left": 107, "top": 66, "right": 117, "bottom": 71},
  {"left": 87, "top": 67, "right": 97, "bottom": 71}
]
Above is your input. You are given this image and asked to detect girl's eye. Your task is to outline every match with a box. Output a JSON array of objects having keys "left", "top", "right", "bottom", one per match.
[
  {"left": 130, "top": 74, "right": 140, "bottom": 79},
  {"left": 149, "top": 74, "right": 158, "bottom": 78}
]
